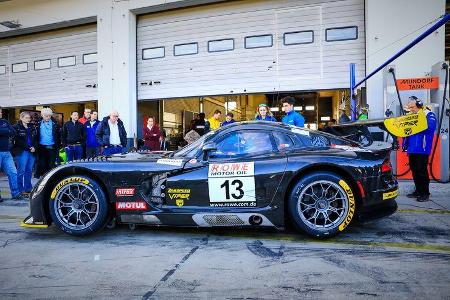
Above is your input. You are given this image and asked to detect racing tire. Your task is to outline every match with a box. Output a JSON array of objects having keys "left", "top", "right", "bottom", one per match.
[
  {"left": 288, "top": 172, "right": 356, "bottom": 238},
  {"left": 49, "top": 175, "right": 109, "bottom": 236}
]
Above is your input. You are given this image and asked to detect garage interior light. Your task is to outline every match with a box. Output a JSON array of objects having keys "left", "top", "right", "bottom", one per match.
[
  {"left": 270, "top": 107, "right": 279, "bottom": 112},
  {"left": 305, "top": 106, "right": 315, "bottom": 111},
  {"left": 294, "top": 106, "right": 303, "bottom": 111},
  {"left": 320, "top": 116, "right": 331, "bottom": 121}
]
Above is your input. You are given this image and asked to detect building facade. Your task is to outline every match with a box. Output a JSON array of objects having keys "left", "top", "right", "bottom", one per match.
[{"left": 0, "top": 0, "right": 445, "bottom": 146}]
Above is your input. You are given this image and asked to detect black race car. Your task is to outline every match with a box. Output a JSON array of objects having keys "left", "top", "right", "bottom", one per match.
[{"left": 22, "top": 122, "right": 398, "bottom": 238}]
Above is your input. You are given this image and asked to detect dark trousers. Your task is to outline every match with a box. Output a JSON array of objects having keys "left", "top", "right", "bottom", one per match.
[
  {"left": 409, "top": 153, "right": 430, "bottom": 196},
  {"left": 86, "top": 146, "right": 99, "bottom": 158},
  {"left": 36, "top": 145, "right": 57, "bottom": 178}
]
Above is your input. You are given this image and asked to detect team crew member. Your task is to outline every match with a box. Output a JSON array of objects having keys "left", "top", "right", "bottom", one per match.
[
  {"left": 13, "top": 112, "right": 38, "bottom": 196},
  {"left": 78, "top": 108, "right": 91, "bottom": 125},
  {"left": 62, "top": 111, "right": 85, "bottom": 162},
  {"left": 221, "top": 112, "right": 236, "bottom": 127},
  {"left": 84, "top": 110, "right": 100, "bottom": 158},
  {"left": 0, "top": 109, "right": 23, "bottom": 201},
  {"left": 255, "top": 104, "right": 277, "bottom": 122},
  {"left": 281, "top": 96, "right": 305, "bottom": 127},
  {"left": 192, "top": 113, "right": 207, "bottom": 136},
  {"left": 96, "top": 110, "right": 127, "bottom": 155},
  {"left": 207, "top": 110, "right": 222, "bottom": 130},
  {"left": 35, "top": 108, "right": 61, "bottom": 178},
  {"left": 143, "top": 116, "right": 161, "bottom": 151},
  {"left": 403, "top": 96, "right": 437, "bottom": 202}
]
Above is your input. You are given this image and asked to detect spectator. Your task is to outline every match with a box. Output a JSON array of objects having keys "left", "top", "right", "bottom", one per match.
[
  {"left": 96, "top": 110, "right": 127, "bottom": 155},
  {"left": 339, "top": 108, "right": 351, "bottom": 123},
  {"left": 160, "top": 129, "right": 169, "bottom": 151},
  {"left": 221, "top": 112, "right": 236, "bottom": 127},
  {"left": 358, "top": 106, "right": 369, "bottom": 120},
  {"left": 143, "top": 116, "right": 161, "bottom": 151},
  {"left": 84, "top": 110, "right": 100, "bottom": 158},
  {"left": 35, "top": 108, "right": 61, "bottom": 178},
  {"left": 62, "top": 111, "right": 85, "bottom": 162},
  {"left": 207, "top": 109, "right": 222, "bottom": 130},
  {"left": 13, "top": 112, "right": 38, "bottom": 197},
  {"left": 403, "top": 96, "right": 437, "bottom": 202},
  {"left": 281, "top": 96, "right": 305, "bottom": 127},
  {"left": 78, "top": 108, "right": 91, "bottom": 125},
  {"left": 255, "top": 104, "right": 277, "bottom": 122},
  {"left": 0, "top": 108, "right": 23, "bottom": 201},
  {"left": 192, "top": 113, "right": 207, "bottom": 136},
  {"left": 184, "top": 129, "right": 201, "bottom": 144}
]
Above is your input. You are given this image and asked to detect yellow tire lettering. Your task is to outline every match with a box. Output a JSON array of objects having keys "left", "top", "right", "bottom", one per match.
[
  {"left": 51, "top": 177, "right": 90, "bottom": 199},
  {"left": 338, "top": 180, "right": 355, "bottom": 231}
]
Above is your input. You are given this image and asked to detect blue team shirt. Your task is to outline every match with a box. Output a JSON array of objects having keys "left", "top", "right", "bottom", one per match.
[
  {"left": 282, "top": 110, "right": 305, "bottom": 127},
  {"left": 40, "top": 120, "right": 54, "bottom": 145}
]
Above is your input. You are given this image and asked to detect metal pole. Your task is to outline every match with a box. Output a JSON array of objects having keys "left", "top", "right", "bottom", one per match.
[
  {"left": 349, "top": 63, "right": 356, "bottom": 120},
  {"left": 388, "top": 68, "right": 405, "bottom": 115},
  {"left": 353, "top": 14, "right": 450, "bottom": 89}
]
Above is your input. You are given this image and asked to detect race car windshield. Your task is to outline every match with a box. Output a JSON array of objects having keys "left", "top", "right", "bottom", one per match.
[{"left": 172, "top": 131, "right": 216, "bottom": 158}]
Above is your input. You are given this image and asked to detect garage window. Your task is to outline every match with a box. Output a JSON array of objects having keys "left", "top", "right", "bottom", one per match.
[
  {"left": 174, "top": 43, "right": 198, "bottom": 56},
  {"left": 58, "top": 56, "right": 76, "bottom": 67},
  {"left": 326, "top": 26, "right": 358, "bottom": 42},
  {"left": 208, "top": 39, "right": 234, "bottom": 52},
  {"left": 83, "top": 53, "right": 97, "bottom": 64},
  {"left": 142, "top": 47, "right": 165, "bottom": 60},
  {"left": 34, "top": 59, "right": 51, "bottom": 70},
  {"left": 245, "top": 34, "right": 273, "bottom": 49},
  {"left": 284, "top": 31, "right": 314, "bottom": 45},
  {"left": 12, "top": 62, "right": 28, "bottom": 73},
  {"left": 0, "top": 65, "right": 5, "bottom": 75}
]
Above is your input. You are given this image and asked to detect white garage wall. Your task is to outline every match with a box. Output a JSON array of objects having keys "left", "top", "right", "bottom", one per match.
[{"left": 137, "top": 0, "right": 365, "bottom": 99}]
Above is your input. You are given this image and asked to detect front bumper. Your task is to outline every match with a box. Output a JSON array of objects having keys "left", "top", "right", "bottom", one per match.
[{"left": 21, "top": 189, "right": 51, "bottom": 228}]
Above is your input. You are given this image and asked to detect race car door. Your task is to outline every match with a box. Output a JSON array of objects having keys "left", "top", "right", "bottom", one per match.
[{"left": 165, "top": 129, "right": 289, "bottom": 209}]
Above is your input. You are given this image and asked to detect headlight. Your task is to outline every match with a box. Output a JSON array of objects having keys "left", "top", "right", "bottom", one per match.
[{"left": 31, "top": 168, "right": 60, "bottom": 199}]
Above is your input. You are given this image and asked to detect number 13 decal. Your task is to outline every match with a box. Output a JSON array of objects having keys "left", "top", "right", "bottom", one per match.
[{"left": 220, "top": 179, "right": 244, "bottom": 200}]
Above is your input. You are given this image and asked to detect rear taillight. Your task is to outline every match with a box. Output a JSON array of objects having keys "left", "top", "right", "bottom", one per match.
[{"left": 381, "top": 160, "right": 392, "bottom": 173}]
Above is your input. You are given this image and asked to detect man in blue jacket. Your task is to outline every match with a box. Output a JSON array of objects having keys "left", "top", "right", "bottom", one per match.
[
  {"left": 84, "top": 110, "right": 100, "bottom": 158},
  {"left": 402, "top": 96, "right": 437, "bottom": 202},
  {"left": 281, "top": 96, "right": 305, "bottom": 127},
  {"left": 0, "top": 109, "right": 24, "bottom": 201}
]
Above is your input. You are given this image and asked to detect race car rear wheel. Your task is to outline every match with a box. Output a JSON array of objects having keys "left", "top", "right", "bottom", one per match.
[
  {"left": 49, "top": 176, "right": 108, "bottom": 236},
  {"left": 288, "top": 172, "right": 356, "bottom": 238}
]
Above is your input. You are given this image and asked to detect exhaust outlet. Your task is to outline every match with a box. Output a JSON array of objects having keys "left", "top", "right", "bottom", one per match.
[{"left": 249, "top": 215, "right": 263, "bottom": 226}]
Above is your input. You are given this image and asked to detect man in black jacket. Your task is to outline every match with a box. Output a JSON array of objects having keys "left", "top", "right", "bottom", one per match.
[
  {"left": 62, "top": 111, "right": 85, "bottom": 162},
  {"left": 95, "top": 110, "right": 127, "bottom": 155},
  {"left": 35, "top": 108, "right": 61, "bottom": 178},
  {"left": 0, "top": 109, "right": 24, "bottom": 201}
]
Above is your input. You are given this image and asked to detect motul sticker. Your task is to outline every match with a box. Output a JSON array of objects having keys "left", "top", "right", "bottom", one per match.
[
  {"left": 115, "top": 201, "right": 148, "bottom": 210},
  {"left": 115, "top": 188, "right": 135, "bottom": 197}
]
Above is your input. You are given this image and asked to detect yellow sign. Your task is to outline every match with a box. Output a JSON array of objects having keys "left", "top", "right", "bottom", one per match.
[
  {"left": 176, "top": 200, "right": 184, "bottom": 207},
  {"left": 384, "top": 112, "right": 427, "bottom": 137},
  {"left": 383, "top": 189, "right": 398, "bottom": 200},
  {"left": 338, "top": 180, "right": 356, "bottom": 232}
]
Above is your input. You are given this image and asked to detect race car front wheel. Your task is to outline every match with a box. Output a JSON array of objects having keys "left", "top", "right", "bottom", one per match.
[
  {"left": 288, "top": 172, "right": 356, "bottom": 238},
  {"left": 49, "top": 175, "right": 109, "bottom": 236}
]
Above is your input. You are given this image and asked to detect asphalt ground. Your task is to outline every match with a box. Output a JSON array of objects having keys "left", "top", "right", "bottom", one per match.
[{"left": 0, "top": 179, "right": 449, "bottom": 299}]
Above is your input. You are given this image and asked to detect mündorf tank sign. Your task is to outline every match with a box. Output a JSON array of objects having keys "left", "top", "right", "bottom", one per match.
[{"left": 396, "top": 77, "right": 439, "bottom": 90}]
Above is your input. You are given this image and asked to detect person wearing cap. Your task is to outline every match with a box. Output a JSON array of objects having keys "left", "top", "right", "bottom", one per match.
[
  {"left": 255, "top": 104, "right": 277, "bottom": 122},
  {"left": 402, "top": 96, "right": 437, "bottom": 202},
  {"left": 281, "top": 96, "right": 304, "bottom": 127}
]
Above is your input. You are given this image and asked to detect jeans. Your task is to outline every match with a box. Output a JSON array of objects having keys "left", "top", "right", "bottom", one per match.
[
  {"left": 0, "top": 151, "right": 20, "bottom": 197},
  {"left": 86, "top": 146, "right": 99, "bottom": 158},
  {"left": 103, "top": 146, "right": 123, "bottom": 156},
  {"left": 65, "top": 145, "right": 83, "bottom": 162},
  {"left": 16, "top": 150, "right": 35, "bottom": 193}
]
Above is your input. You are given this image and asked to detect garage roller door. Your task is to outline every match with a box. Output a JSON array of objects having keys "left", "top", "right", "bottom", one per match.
[
  {"left": 0, "top": 24, "right": 97, "bottom": 107},
  {"left": 137, "top": 0, "right": 365, "bottom": 100}
]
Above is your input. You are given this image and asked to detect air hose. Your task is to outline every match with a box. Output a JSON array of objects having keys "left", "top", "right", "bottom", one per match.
[{"left": 429, "top": 62, "right": 450, "bottom": 183}]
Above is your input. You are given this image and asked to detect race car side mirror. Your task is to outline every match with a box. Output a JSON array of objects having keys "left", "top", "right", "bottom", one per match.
[
  {"left": 202, "top": 142, "right": 217, "bottom": 161},
  {"left": 202, "top": 142, "right": 217, "bottom": 153}
]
